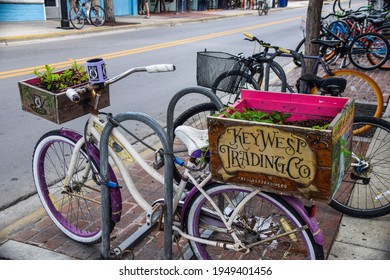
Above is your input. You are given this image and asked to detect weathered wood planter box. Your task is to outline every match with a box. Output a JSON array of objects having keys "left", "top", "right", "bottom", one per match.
[
  {"left": 207, "top": 90, "right": 354, "bottom": 202},
  {"left": 18, "top": 71, "right": 110, "bottom": 124}
]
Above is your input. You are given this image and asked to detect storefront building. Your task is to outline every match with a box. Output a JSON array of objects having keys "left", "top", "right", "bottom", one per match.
[{"left": 0, "top": 0, "right": 223, "bottom": 21}]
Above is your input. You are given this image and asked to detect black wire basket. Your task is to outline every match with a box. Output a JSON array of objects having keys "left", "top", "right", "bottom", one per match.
[{"left": 196, "top": 51, "right": 243, "bottom": 92}]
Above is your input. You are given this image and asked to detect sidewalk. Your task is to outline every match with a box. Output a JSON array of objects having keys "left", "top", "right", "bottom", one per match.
[
  {"left": 0, "top": 2, "right": 309, "bottom": 43},
  {"left": 0, "top": 1, "right": 389, "bottom": 260}
]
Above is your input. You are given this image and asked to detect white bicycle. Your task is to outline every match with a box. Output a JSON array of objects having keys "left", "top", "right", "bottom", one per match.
[{"left": 32, "top": 62, "right": 325, "bottom": 260}]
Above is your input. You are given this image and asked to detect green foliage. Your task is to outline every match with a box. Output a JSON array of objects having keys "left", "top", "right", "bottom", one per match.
[
  {"left": 339, "top": 138, "right": 351, "bottom": 158},
  {"left": 217, "top": 107, "right": 291, "bottom": 125},
  {"left": 216, "top": 107, "right": 332, "bottom": 130},
  {"left": 32, "top": 61, "right": 88, "bottom": 93},
  {"left": 311, "top": 123, "right": 330, "bottom": 130}
]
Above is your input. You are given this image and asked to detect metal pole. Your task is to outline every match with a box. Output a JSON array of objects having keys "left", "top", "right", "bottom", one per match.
[
  {"left": 165, "top": 87, "right": 222, "bottom": 259},
  {"left": 100, "top": 111, "right": 172, "bottom": 259},
  {"left": 58, "top": 0, "right": 73, "bottom": 29}
]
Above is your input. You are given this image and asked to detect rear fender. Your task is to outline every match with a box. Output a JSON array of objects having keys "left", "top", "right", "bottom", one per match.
[{"left": 283, "top": 196, "right": 325, "bottom": 246}]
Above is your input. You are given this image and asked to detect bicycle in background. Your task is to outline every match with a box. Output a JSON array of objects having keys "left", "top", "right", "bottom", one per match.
[
  {"left": 258, "top": 1, "right": 269, "bottom": 16},
  {"left": 197, "top": 32, "right": 383, "bottom": 123},
  {"left": 69, "top": 0, "right": 106, "bottom": 30}
]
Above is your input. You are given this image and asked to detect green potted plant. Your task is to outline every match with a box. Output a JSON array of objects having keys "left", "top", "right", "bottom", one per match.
[
  {"left": 32, "top": 62, "right": 88, "bottom": 93},
  {"left": 18, "top": 61, "right": 109, "bottom": 124}
]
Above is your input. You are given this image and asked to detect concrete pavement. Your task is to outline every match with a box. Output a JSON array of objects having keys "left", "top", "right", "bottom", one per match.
[{"left": 0, "top": 1, "right": 389, "bottom": 260}]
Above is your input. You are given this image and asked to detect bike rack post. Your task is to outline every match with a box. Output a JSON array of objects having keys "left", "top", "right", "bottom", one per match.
[
  {"left": 164, "top": 87, "right": 223, "bottom": 259},
  {"left": 99, "top": 111, "right": 173, "bottom": 260}
]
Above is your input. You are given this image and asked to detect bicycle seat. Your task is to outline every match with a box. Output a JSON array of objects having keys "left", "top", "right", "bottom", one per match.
[
  {"left": 367, "top": 11, "right": 389, "bottom": 19},
  {"left": 298, "top": 73, "right": 347, "bottom": 96},
  {"left": 366, "top": 17, "right": 386, "bottom": 26},
  {"left": 348, "top": 13, "right": 366, "bottom": 23},
  {"left": 174, "top": 126, "right": 209, "bottom": 158}
]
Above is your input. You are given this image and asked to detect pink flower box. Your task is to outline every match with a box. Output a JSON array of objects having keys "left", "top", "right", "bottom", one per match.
[{"left": 207, "top": 90, "right": 354, "bottom": 202}]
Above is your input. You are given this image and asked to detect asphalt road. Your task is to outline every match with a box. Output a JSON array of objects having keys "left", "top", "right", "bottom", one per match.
[{"left": 0, "top": 8, "right": 312, "bottom": 211}]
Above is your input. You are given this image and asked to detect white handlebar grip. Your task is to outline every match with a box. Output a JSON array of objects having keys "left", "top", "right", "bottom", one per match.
[
  {"left": 66, "top": 88, "right": 81, "bottom": 102},
  {"left": 145, "top": 64, "right": 176, "bottom": 73}
]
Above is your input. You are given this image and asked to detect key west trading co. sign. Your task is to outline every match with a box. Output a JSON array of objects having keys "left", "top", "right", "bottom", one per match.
[{"left": 216, "top": 125, "right": 316, "bottom": 186}]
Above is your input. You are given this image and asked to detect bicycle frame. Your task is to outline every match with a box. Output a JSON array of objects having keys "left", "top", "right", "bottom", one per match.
[{"left": 59, "top": 89, "right": 256, "bottom": 253}]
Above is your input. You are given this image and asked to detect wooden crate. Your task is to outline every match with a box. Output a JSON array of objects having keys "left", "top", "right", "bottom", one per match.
[
  {"left": 18, "top": 73, "right": 110, "bottom": 124},
  {"left": 207, "top": 90, "right": 354, "bottom": 202}
]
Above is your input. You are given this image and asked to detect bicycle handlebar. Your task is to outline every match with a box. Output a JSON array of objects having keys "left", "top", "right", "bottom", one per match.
[
  {"left": 145, "top": 64, "right": 175, "bottom": 73},
  {"left": 66, "top": 64, "right": 176, "bottom": 102},
  {"left": 106, "top": 64, "right": 175, "bottom": 85},
  {"left": 243, "top": 32, "right": 302, "bottom": 60}
]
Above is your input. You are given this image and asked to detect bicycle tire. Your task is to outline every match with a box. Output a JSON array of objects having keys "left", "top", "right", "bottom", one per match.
[
  {"left": 89, "top": 5, "right": 106, "bottom": 27},
  {"left": 32, "top": 130, "right": 116, "bottom": 244},
  {"left": 329, "top": 116, "right": 390, "bottom": 218},
  {"left": 375, "top": 25, "right": 390, "bottom": 70},
  {"left": 294, "top": 38, "right": 305, "bottom": 67},
  {"left": 332, "top": 0, "right": 351, "bottom": 14},
  {"left": 185, "top": 183, "right": 324, "bottom": 260},
  {"left": 69, "top": 7, "right": 85, "bottom": 29},
  {"left": 263, "top": 59, "right": 289, "bottom": 92},
  {"left": 349, "top": 32, "right": 390, "bottom": 70},
  {"left": 211, "top": 70, "right": 260, "bottom": 104},
  {"left": 312, "top": 69, "right": 384, "bottom": 121}
]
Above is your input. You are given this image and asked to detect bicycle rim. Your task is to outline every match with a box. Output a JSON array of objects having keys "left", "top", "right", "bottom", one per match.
[
  {"left": 89, "top": 5, "right": 105, "bottom": 27},
  {"left": 330, "top": 116, "right": 390, "bottom": 218},
  {"left": 32, "top": 131, "right": 112, "bottom": 244},
  {"left": 69, "top": 8, "right": 85, "bottom": 29},
  {"left": 312, "top": 69, "right": 384, "bottom": 125},
  {"left": 185, "top": 184, "right": 324, "bottom": 260}
]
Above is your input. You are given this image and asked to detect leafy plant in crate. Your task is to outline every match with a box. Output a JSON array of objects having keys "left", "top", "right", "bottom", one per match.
[
  {"left": 32, "top": 62, "right": 88, "bottom": 93},
  {"left": 18, "top": 61, "right": 109, "bottom": 124},
  {"left": 218, "top": 106, "right": 332, "bottom": 129}
]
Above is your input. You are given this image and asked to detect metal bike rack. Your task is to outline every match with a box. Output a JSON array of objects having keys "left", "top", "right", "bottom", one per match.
[
  {"left": 165, "top": 87, "right": 223, "bottom": 259},
  {"left": 100, "top": 87, "right": 223, "bottom": 260},
  {"left": 99, "top": 111, "right": 173, "bottom": 260}
]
